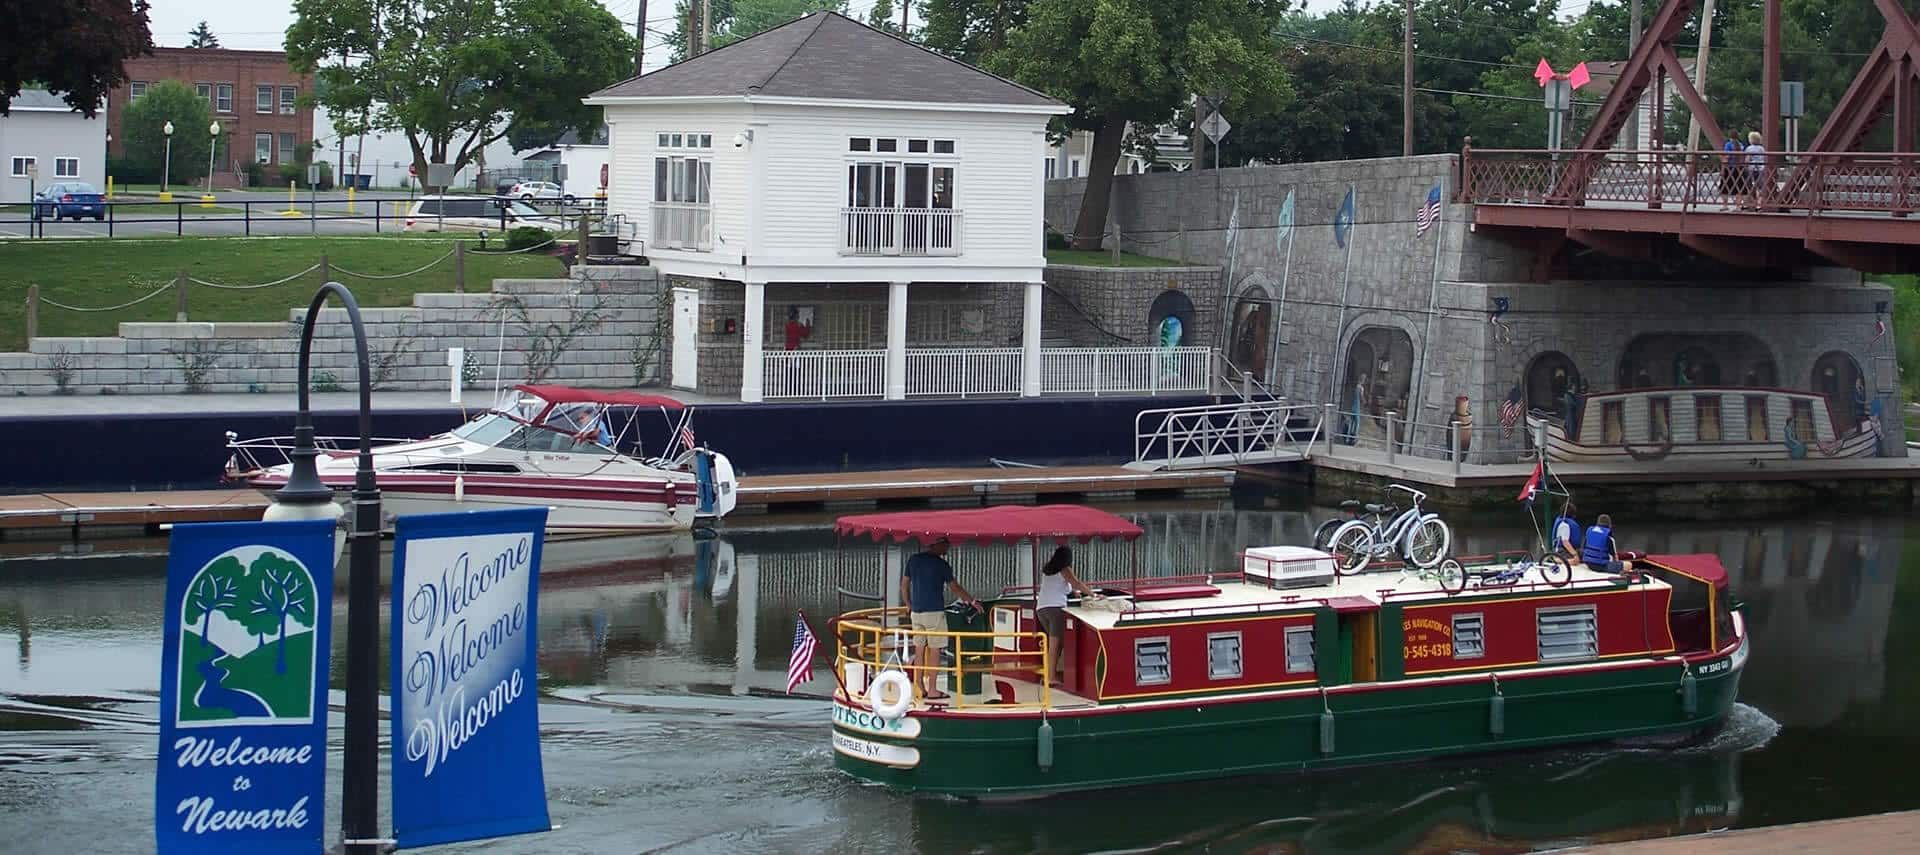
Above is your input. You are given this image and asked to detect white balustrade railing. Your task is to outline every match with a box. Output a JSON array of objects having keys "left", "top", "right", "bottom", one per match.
[
  {"left": 762, "top": 345, "right": 1214, "bottom": 401},
  {"left": 651, "top": 202, "right": 712, "bottom": 251},
  {"left": 840, "top": 207, "right": 963, "bottom": 256},
  {"left": 1041, "top": 346, "right": 1210, "bottom": 397},
  {"left": 763, "top": 350, "right": 886, "bottom": 400}
]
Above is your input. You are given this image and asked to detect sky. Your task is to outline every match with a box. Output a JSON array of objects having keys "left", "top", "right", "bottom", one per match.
[{"left": 146, "top": 0, "right": 1359, "bottom": 77}]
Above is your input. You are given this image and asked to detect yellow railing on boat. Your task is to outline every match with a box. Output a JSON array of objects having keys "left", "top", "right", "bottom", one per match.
[{"left": 830, "top": 606, "right": 1053, "bottom": 711}]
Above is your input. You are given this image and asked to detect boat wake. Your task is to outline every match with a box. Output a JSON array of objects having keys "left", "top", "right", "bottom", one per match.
[{"left": 1686, "top": 702, "right": 1781, "bottom": 753}]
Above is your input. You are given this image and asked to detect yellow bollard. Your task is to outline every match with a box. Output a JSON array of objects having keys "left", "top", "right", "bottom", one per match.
[
  {"left": 106, "top": 176, "right": 114, "bottom": 200},
  {"left": 280, "top": 180, "right": 302, "bottom": 217},
  {"left": 347, "top": 184, "right": 356, "bottom": 214}
]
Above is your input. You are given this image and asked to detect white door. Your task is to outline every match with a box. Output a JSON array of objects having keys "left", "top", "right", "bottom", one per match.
[{"left": 672, "top": 287, "right": 699, "bottom": 389}]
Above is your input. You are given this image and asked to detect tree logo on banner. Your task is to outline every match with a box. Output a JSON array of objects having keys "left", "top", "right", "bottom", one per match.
[{"left": 176, "top": 546, "right": 321, "bottom": 725}]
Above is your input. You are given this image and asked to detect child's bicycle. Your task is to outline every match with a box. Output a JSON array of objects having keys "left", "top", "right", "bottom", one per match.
[
  {"left": 1462, "top": 549, "right": 1573, "bottom": 589},
  {"left": 1402, "top": 556, "right": 1467, "bottom": 594}
]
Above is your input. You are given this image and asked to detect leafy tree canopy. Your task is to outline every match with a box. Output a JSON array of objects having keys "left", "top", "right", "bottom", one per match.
[
  {"left": 663, "top": 0, "right": 849, "bottom": 64},
  {"left": 120, "top": 81, "right": 217, "bottom": 183},
  {"left": 0, "top": 0, "right": 154, "bottom": 116},
  {"left": 188, "top": 20, "right": 220, "bottom": 48},
  {"left": 286, "top": 0, "right": 634, "bottom": 179}
]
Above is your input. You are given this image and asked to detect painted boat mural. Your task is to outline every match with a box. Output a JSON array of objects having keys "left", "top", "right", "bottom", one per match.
[
  {"left": 824, "top": 506, "right": 1746, "bottom": 798},
  {"left": 1527, "top": 386, "right": 1882, "bottom": 463}
]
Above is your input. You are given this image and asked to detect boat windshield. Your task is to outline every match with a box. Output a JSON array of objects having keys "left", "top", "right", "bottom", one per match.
[
  {"left": 451, "top": 413, "right": 522, "bottom": 446},
  {"left": 490, "top": 388, "right": 550, "bottom": 423}
]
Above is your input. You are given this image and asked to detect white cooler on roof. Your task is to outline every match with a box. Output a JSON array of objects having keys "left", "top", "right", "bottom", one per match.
[{"left": 1243, "top": 545, "right": 1337, "bottom": 588}]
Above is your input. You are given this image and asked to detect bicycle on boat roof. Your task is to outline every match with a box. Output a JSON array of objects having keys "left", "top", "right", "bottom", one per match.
[{"left": 1323, "top": 483, "right": 1454, "bottom": 575}]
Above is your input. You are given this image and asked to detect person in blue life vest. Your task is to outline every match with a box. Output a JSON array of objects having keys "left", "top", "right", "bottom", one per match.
[
  {"left": 1580, "top": 513, "right": 1635, "bottom": 574},
  {"left": 1550, "top": 501, "right": 1583, "bottom": 561},
  {"left": 901, "top": 536, "right": 979, "bottom": 701}
]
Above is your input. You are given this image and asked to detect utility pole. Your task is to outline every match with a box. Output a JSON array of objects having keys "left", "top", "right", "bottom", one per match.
[
  {"left": 901, "top": 0, "right": 910, "bottom": 34},
  {"left": 634, "top": 0, "right": 648, "bottom": 75},
  {"left": 1627, "top": 0, "right": 1642, "bottom": 149},
  {"left": 701, "top": 0, "right": 711, "bottom": 55},
  {"left": 1684, "top": 0, "right": 1718, "bottom": 153},
  {"left": 1402, "top": 0, "right": 1413, "bottom": 156},
  {"left": 687, "top": 1, "right": 698, "bottom": 57}
]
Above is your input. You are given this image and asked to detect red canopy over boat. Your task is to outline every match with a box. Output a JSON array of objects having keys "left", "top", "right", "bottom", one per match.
[
  {"left": 515, "top": 384, "right": 686, "bottom": 409},
  {"left": 835, "top": 506, "right": 1145, "bottom": 546},
  {"left": 1641, "top": 553, "right": 1729, "bottom": 588}
]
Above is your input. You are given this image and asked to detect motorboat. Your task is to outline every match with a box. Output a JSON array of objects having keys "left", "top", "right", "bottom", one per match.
[{"left": 225, "top": 384, "right": 738, "bottom": 534}]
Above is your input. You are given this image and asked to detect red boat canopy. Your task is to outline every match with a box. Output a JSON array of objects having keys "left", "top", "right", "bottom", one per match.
[
  {"left": 514, "top": 385, "right": 686, "bottom": 409},
  {"left": 1641, "top": 553, "right": 1729, "bottom": 589},
  {"left": 835, "top": 506, "right": 1145, "bottom": 546}
]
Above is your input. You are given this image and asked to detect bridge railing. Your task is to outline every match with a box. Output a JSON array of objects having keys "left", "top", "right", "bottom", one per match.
[{"left": 1461, "top": 147, "right": 1920, "bottom": 216}]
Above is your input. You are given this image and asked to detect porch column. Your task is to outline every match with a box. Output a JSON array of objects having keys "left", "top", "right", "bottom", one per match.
[
  {"left": 1021, "top": 281, "right": 1043, "bottom": 397},
  {"left": 741, "top": 281, "right": 766, "bottom": 402},
  {"left": 886, "top": 281, "right": 908, "bottom": 400}
]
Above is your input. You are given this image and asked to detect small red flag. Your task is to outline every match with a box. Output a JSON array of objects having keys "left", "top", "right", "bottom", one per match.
[
  {"left": 1534, "top": 58, "right": 1554, "bottom": 87},
  {"left": 1568, "top": 61, "right": 1592, "bottom": 89},
  {"left": 1518, "top": 460, "right": 1543, "bottom": 503}
]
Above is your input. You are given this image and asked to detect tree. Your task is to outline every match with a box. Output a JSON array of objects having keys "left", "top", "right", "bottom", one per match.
[
  {"left": 992, "top": 0, "right": 1292, "bottom": 250},
  {"left": 120, "top": 80, "right": 214, "bottom": 184},
  {"left": 922, "top": 0, "right": 1027, "bottom": 66},
  {"left": 286, "top": 0, "right": 635, "bottom": 183},
  {"left": 243, "top": 552, "right": 315, "bottom": 674},
  {"left": 183, "top": 556, "right": 246, "bottom": 650},
  {"left": 0, "top": 0, "right": 154, "bottom": 116},
  {"left": 664, "top": 0, "right": 849, "bottom": 63},
  {"left": 868, "top": 0, "right": 900, "bottom": 33},
  {"left": 188, "top": 20, "right": 219, "bottom": 48}
]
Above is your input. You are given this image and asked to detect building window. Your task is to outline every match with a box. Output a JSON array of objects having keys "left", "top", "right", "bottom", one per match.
[
  {"left": 280, "top": 133, "right": 298, "bottom": 165},
  {"left": 55, "top": 157, "right": 79, "bottom": 178},
  {"left": 255, "top": 133, "right": 273, "bottom": 165},
  {"left": 1601, "top": 401, "right": 1624, "bottom": 444},
  {"left": 196, "top": 83, "right": 213, "bottom": 105},
  {"left": 9, "top": 156, "right": 35, "bottom": 177},
  {"left": 1789, "top": 398, "right": 1815, "bottom": 444},
  {"left": 1043, "top": 158, "right": 1056, "bottom": 179},
  {"left": 280, "top": 86, "right": 297, "bottom": 115},
  {"left": 933, "top": 140, "right": 955, "bottom": 154},
  {"left": 1537, "top": 606, "right": 1598, "bottom": 663},
  {"left": 1284, "top": 626, "right": 1316, "bottom": 674},
  {"left": 1070, "top": 158, "right": 1082, "bottom": 177},
  {"left": 1206, "top": 632, "right": 1242, "bottom": 680},
  {"left": 1696, "top": 395, "right": 1722, "bottom": 441},
  {"left": 849, "top": 137, "right": 872, "bottom": 152},
  {"left": 908, "top": 139, "right": 928, "bottom": 153},
  {"left": 1746, "top": 395, "right": 1770, "bottom": 441},
  {"left": 658, "top": 133, "right": 710, "bottom": 151},
  {"left": 1452, "top": 614, "right": 1485, "bottom": 659},
  {"left": 256, "top": 85, "right": 273, "bottom": 113},
  {"left": 216, "top": 84, "right": 234, "bottom": 113},
  {"left": 876, "top": 138, "right": 898, "bottom": 153},
  {"left": 129, "top": 81, "right": 147, "bottom": 99},
  {"left": 651, "top": 153, "right": 711, "bottom": 251},
  {"left": 1134, "top": 638, "right": 1171, "bottom": 686}
]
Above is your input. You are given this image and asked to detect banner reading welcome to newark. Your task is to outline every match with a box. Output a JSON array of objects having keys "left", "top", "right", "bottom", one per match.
[
  {"left": 391, "top": 507, "right": 550, "bottom": 847},
  {"left": 157, "top": 518, "right": 336, "bottom": 855}
]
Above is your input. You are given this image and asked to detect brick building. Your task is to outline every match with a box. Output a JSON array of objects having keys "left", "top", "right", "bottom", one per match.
[{"left": 107, "top": 48, "right": 315, "bottom": 187}]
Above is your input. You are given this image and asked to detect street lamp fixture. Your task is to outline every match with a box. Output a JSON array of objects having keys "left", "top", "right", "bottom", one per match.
[
  {"left": 160, "top": 121, "right": 175, "bottom": 202},
  {"left": 203, "top": 122, "right": 222, "bottom": 206},
  {"left": 267, "top": 281, "right": 384, "bottom": 854}
]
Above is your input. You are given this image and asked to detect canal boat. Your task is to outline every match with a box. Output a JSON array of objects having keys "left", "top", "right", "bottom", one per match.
[
  {"left": 1527, "top": 386, "right": 1880, "bottom": 463},
  {"left": 824, "top": 506, "right": 1746, "bottom": 798},
  {"left": 225, "top": 384, "right": 738, "bottom": 534}
]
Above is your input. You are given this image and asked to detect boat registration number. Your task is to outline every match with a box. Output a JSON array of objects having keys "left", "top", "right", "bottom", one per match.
[{"left": 1696, "top": 658, "right": 1731, "bottom": 676}]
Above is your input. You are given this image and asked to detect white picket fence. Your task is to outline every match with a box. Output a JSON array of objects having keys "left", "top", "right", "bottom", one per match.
[{"left": 761, "top": 346, "right": 1212, "bottom": 401}]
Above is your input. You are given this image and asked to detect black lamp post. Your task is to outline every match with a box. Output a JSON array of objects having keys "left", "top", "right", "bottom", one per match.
[{"left": 264, "top": 281, "right": 382, "bottom": 854}]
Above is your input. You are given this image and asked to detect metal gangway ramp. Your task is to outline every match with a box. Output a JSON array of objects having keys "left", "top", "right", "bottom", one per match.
[{"left": 1127, "top": 399, "right": 1323, "bottom": 471}]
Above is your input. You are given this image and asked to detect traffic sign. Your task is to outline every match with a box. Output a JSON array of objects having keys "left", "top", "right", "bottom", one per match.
[{"left": 1199, "top": 111, "right": 1232, "bottom": 144}]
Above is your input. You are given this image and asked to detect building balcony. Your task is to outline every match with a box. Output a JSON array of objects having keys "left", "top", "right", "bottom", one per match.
[
  {"left": 652, "top": 201, "right": 712, "bottom": 251},
  {"left": 840, "top": 207, "right": 962, "bottom": 257},
  {"left": 762, "top": 346, "right": 1210, "bottom": 400}
]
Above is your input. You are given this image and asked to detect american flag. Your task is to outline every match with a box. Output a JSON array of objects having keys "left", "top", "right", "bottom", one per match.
[
  {"left": 679, "top": 423, "right": 696, "bottom": 450},
  {"left": 1873, "top": 318, "right": 1887, "bottom": 343},
  {"left": 1416, "top": 184, "right": 1443, "bottom": 235},
  {"left": 785, "top": 611, "right": 818, "bottom": 694},
  {"left": 1500, "top": 384, "right": 1524, "bottom": 438}
]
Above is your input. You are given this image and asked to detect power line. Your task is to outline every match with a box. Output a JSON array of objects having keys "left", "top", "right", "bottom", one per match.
[{"left": 1275, "top": 29, "right": 1538, "bottom": 71}]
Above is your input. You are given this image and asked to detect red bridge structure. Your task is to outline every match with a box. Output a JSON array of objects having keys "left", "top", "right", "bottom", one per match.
[{"left": 1460, "top": 0, "right": 1920, "bottom": 279}]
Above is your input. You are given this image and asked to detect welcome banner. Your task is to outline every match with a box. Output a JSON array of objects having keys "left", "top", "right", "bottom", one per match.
[
  {"left": 390, "top": 507, "right": 551, "bottom": 847},
  {"left": 156, "top": 518, "right": 336, "bottom": 855}
]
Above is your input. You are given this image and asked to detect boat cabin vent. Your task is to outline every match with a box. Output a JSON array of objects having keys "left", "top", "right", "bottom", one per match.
[
  {"left": 1451, "top": 614, "right": 1484, "bottom": 659},
  {"left": 1135, "top": 638, "right": 1172, "bottom": 686},
  {"left": 1242, "top": 546, "right": 1336, "bottom": 588},
  {"left": 1284, "top": 627, "right": 1317, "bottom": 674},
  {"left": 1537, "top": 606, "right": 1598, "bottom": 663},
  {"left": 1207, "top": 632, "right": 1243, "bottom": 680}
]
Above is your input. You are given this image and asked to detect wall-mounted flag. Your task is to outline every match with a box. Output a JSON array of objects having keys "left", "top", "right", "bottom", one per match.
[
  {"left": 1275, "top": 188, "right": 1295, "bottom": 246},
  {"left": 1415, "top": 184, "right": 1442, "bottom": 236},
  {"left": 1333, "top": 186, "right": 1356, "bottom": 249}
]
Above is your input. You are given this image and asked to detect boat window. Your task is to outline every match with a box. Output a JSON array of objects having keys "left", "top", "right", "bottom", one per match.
[
  {"left": 1134, "top": 638, "right": 1171, "bottom": 686},
  {"left": 1601, "top": 401, "right": 1624, "bottom": 444},
  {"left": 398, "top": 462, "right": 522, "bottom": 474},
  {"left": 1696, "top": 396, "right": 1722, "bottom": 441},
  {"left": 451, "top": 413, "right": 521, "bottom": 446},
  {"left": 1789, "top": 399, "right": 1815, "bottom": 443},
  {"left": 1537, "top": 606, "right": 1598, "bottom": 663},
  {"left": 1648, "top": 397, "right": 1671, "bottom": 443},
  {"left": 1746, "top": 396, "right": 1769, "bottom": 440},
  {"left": 1452, "top": 614, "right": 1484, "bottom": 659},
  {"left": 1206, "top": 632, "right": 1242, "bottom": 680},
  {"left": 1284, "top": 626, "right": 1316, "bottom": 674}
]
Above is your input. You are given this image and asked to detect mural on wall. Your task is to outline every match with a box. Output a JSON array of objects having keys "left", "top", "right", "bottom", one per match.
[
  {"left": 1149, "top": 288, "right": 1195, "bottom": 378},
  {"left": 1617, "top": 333, "right": 1776, "bottom": 391},
  {"left": 1228, "top": 286, "right": 1273, "bottom": 380},
  {"left": 1525, "top": 351, "right": 1585, "bottom": 440},
  {"left": 1812, "top": 351, "right": 1867, "bottom": 433},
  {"left": 1339, "top": 327, "right": 1414, "bottom": 446}
]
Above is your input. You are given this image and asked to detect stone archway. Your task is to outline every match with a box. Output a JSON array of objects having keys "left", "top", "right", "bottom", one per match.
[
  {"left": 1147, "top": 290, "right": 1196, "bottom": 348},
  {"left": 1338, "top": 326, "right": 1415, "bottom": 445},
  {"left": 1226, "top": 284, "right": 1273, "bottom": 380},
  {"left": 1811, "top": 351, "right": 1866, "bottom": 432},
  {"left": 1617, "top": 333, "right": 1772, "bottom": 390},
  {"left": 1524, "top": 351, "right": 1581, "bottom": 412}
]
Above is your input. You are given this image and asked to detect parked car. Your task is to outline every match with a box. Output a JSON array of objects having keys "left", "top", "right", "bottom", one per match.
[
  {"left": 402, "top": 195, "right": 568, "bottom": 233},
  {"left": 509, "top": 181, "right": 574, "bottom": 204},
  {"left": 32, "top": 182, "right": 106, "bottom": 221}
]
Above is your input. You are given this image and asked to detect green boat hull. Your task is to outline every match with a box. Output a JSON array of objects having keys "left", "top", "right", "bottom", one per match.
[{"left": 831, "top": 651, "right": 1744, "bottom": 798}]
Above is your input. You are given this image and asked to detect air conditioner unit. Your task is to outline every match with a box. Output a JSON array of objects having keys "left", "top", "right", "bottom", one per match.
[{"left": 1242, "top": 545, "right": 1336, "bottom": 588}]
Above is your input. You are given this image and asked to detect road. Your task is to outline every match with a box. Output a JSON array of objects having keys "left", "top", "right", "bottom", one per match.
[{"left": 0, "top": 190, "right": 599, "bottom": 239}]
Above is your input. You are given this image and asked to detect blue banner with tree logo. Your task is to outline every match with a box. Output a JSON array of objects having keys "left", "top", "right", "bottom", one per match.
[
  {"left": 391, "top": 507, "right": 550, "bottom": 847},
  {"left": 156, "top": 518, "right": 336, "bottom": 855}
]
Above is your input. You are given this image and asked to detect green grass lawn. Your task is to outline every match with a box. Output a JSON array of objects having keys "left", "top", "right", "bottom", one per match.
[
  {"left": 2, "top": 236, "right": 564, "bottom": 351},
  {"left": 1046, "top": 248, "right": 1186, "bottom": 268}
]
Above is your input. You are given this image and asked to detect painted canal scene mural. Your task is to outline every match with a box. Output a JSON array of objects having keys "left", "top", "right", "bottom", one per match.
[{"left": 8, "top": 0, "right": 1920, "bottom": 852}]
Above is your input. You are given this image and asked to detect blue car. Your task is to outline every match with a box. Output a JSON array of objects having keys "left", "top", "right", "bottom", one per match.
[{"left": 32, "top": 181, "right": 106, "bottom": 221}]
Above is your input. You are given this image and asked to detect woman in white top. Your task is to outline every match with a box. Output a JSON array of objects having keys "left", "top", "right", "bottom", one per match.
[{"left": 1037, "top": 545, "right": 1094, "bottom": 688}]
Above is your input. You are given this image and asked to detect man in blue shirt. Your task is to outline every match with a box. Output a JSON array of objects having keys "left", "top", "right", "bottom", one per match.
[
  {"left": 1550, "top": 501, "right": 1582, "bottom": 561},
  {"left": 901, "top": 537, "right": 978, "bottom": 700},
  {"left": 1579, "top": 513, "right": 1635, "bottom": 574}
]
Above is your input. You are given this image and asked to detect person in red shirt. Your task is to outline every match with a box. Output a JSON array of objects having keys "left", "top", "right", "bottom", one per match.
[{"left": 784, "top": 307, "right": 812, "bottom": 350}]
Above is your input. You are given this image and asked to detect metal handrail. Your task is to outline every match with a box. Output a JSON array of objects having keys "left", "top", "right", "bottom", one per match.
[
  {"left": 1133, "top": 398, "right": 1324, "bottom": 467},
  {"left": 831, "top": 606, "right": 1052, "bottom": 711}
]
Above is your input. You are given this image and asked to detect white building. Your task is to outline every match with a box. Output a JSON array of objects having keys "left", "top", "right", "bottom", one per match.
[
  {"left": 1045, "top": 123, "right": 1192, "bottom": 180},
  {"left": 1, "top": 90, "right": 108, "bottom": 202},
  {"left": 587, "top": 11, "right": 1071, "bottom": 402},
  {"left": 521, "top": 128, "right": 610, "bottom": 199},
  {"left": 312, "top": 106, "right": 519, "bottom": 189}
]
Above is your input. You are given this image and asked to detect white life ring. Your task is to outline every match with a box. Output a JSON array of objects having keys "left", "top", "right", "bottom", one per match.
[{"left": 867, "top": 669, "right": 914, "bottom": 721}]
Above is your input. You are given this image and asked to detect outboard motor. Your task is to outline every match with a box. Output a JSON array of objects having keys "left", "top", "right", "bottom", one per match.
[{"left": 692, "top": 449, "right": 739, "bottom": 524}]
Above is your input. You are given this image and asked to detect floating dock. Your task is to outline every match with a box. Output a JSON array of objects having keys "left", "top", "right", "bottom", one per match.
[
  {"left": 1559, "top": 809, "right": 1920, "bottom": 853},
  {"left": 0, "top": 465, "right": 1233, "bottom": 538}
]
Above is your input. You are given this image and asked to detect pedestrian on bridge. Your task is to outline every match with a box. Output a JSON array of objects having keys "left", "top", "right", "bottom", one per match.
[{"left": 1741, "top": 131, "right": 1769, "bottom": 211}]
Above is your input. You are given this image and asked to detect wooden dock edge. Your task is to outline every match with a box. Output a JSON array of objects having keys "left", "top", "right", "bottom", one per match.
[{"left": 1558, "top": 809, "right": 1920, "bottom": 853}]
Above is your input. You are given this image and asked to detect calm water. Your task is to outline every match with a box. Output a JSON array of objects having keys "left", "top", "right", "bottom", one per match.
[{"left": 1, "top": 494, "right": 1914, "bottom": 854}]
